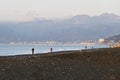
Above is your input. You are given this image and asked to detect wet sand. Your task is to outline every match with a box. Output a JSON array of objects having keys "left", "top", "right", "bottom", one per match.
[{"left": 0, "top": 48, "right": 120, "bottom": 80}]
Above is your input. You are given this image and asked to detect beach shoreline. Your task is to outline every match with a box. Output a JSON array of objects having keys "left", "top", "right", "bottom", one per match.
[{"left": 0, "top": 47, "right": 120, "bottom": 80}]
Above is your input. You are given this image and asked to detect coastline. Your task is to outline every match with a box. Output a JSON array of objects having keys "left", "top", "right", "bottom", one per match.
[
  {"left": 0, "top": 47, "right": 120, "bottom": 80},
  {"left": 0, "top": 43, "right": 109, "bottom": 56}
]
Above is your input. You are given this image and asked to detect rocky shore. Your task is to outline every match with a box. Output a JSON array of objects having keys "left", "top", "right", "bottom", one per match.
[{"left": 0, "top": 48, "right": 120, "bottom": 80}]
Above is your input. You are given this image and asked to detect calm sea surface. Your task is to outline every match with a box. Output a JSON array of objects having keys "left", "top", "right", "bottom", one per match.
[{"left": 0, "top": 44, "right": 109, "bottom": 56}]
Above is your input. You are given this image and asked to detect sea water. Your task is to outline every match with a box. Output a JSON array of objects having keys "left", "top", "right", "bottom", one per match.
[{"left": 0, "top": 44, "right": 109, "bottom": 56}]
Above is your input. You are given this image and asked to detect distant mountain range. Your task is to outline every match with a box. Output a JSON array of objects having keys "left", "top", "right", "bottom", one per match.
[
  {"left": 105, "top": 34, "right": 120, "bottom": 43},
  {"left": 0, "top": 13, "right": 120, "bottom": 43}
]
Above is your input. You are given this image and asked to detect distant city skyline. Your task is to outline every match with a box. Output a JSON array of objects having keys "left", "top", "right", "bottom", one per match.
[{"left": 0, "top": 0, "right": 120, "bottom": 22}]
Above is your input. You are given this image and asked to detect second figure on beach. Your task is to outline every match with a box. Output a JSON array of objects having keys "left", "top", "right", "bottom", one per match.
[{"left": 50, "top": 48, "right": 53, "bottom": 52}]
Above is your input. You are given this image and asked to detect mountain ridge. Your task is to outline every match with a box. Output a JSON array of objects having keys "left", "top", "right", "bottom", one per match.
[
  {"left": 0, "top": 13, "right": 120, "bottom": 43},
  {"left": 105, "top": 34, "right": 120, "bottom": 43}
]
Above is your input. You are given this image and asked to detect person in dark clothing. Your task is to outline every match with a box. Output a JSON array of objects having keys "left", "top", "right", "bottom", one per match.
[
  {"left": 85, "top": 46, "right": 87, "bottom": 49},
  {"left": 32, "top": 48, "right": 34, "bottom": 54}
]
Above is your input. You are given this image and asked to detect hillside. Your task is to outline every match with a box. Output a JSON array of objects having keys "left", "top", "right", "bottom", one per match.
[
  {"left": 0, "top": 13, "right": 120, "bottom": 42},
  {"left": 0, "top": 48, "right": 120, "bottom": 80},
  {"left": 105, "top": 34, "right": 120, "bottom": 43}
]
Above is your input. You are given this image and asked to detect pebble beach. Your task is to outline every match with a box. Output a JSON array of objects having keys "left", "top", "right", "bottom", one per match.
[{"left": 0, "top": 48, "right": 120, "bottom": 80}]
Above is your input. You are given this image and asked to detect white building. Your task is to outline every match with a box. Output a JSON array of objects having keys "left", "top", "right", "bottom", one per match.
[{"left": 99, "top": 38, "right": 105, "bottom": 43}]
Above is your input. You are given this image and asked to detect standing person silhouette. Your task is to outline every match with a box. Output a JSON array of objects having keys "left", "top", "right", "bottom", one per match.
[
  {"left": 32, "top": 48, "right": 34, "bottom": 54},
  {"left": 50, "top": 48, "right": 53, "bottom": 52}
]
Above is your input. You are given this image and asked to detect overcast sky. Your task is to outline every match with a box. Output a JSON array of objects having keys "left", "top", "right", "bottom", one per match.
[{"left": 0, "top": 0, "right": 120, "bottom": 21}]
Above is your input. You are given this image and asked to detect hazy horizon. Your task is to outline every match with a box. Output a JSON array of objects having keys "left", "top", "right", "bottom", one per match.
[
  {"left": 0, "top": 0, "right": 120, "bottom": 22},
  {"left": 0, "top": 13, "right": 119, "bottom": 22}
]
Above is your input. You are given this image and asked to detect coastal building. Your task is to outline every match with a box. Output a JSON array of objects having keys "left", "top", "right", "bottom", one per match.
[
  {"left": 112, "top": 42, "right": 120, "bottom": 48},
  {"left": 99, "top": 38, "right": 105, "bottom": 43}
]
